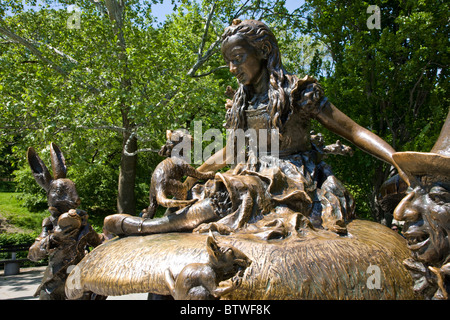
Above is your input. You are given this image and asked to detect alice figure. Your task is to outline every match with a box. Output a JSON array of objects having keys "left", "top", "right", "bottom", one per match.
[{"left": 104, "top": 19, "right": 405, "bottom": 236}]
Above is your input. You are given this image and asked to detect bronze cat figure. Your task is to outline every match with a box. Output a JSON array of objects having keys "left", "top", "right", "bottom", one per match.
[{"left": 143, "top": 130, "right": 215, "bottom": 219}]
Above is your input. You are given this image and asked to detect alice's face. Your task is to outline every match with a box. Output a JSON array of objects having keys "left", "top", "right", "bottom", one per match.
[
  {"left": 221, "top": 34, "right": 265, "bottom": 86},
  {"left": 394, "top": 182, "right": 450, "bottom": 264}
]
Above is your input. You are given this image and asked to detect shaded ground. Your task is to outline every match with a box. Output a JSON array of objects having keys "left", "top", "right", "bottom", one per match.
[
  {"left": 0, "top": 266, "right": 147, "bottom": 300},
  {"left": 0, "top": 266, "right": 45, "bottom": 300}
]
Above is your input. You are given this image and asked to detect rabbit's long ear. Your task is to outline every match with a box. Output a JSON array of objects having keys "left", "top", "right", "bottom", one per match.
[
  {"left": 206, "top": 232, "right": 221, "bottom": 262},
  {"left": 27, "top": 147, "right": 53, "bottom": 192},
  {"left": 50, "top": 143, "right": 67, "bottom": 179}
]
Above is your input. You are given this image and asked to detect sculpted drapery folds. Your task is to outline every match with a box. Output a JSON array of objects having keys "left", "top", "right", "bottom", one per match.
[
  {"left": 64, "top": 20, "right": 446, "bottom": 301},
  {"left": 104, "top": 19, "right": 405, "bottom": 238}
]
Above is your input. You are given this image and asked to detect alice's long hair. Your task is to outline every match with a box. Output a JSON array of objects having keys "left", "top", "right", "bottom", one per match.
[{"left": 222, "top": 19, "right": 300, "bottom": 132}]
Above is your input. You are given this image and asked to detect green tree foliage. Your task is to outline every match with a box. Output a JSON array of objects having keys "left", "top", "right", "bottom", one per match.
[
  {"left": 0, "top": 1, "right": 230, "bottom": 216},
  {"left": 1, "top": 0, "right": 447, "bottom": 225},
  {"left": 301, "top": 0, "right": 448, "bottom": 220}
]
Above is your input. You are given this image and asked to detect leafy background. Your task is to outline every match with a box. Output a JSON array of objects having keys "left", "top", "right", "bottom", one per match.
[{"left": 0, "top": 0, "right": 447, "bottom": 231}]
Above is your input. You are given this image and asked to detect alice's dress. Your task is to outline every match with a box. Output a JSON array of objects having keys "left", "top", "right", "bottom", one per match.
[{"left": 192, "top": 76, "right": 355, "bottom": 238}]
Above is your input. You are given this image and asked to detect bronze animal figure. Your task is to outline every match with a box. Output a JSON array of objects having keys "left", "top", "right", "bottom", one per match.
[
  {"left": 143, "top": 130, "right": 216, "bottom": 219},
  {"left": 66, "top": 220, "right": 418, "bottom": 300},
  {"left": 27, "top": 143, "right": 81, "bottom": 222},
  {"left": 27, "top": 143, "right": 104, "bottom": 300},
  {"left": 164, "top": 234, "right": 251, "bottom": 300}
]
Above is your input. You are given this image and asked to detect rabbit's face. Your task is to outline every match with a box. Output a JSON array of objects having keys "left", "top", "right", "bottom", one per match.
[{"left": 47, "top": 179, "right": 81, "bottom": 214}]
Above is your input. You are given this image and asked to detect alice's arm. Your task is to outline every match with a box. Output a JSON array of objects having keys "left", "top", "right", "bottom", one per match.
[
  {"left": 316, "top": 103, "right": 395, "bottom": 164},
  {"left": 316, "top": 102, "right": 408, "bottom": 182}
]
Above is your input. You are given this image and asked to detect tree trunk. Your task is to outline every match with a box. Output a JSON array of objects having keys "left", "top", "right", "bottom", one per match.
[
  {"left": 104, "top": 0, "right": 137, "bottom": 214},
  {"left": 117, "top": 124, "right": 137, "bottom": 214}
]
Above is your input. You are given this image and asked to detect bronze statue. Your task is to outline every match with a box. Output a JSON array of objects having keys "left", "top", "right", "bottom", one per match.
[
  {"left": 164, "top": 233, "right": 251, "bottom": 300},
  {"left": 142, "top": 130, "right": 215, "bottom": 219},
  {"left": 104, "top": 20, "right": 408, "bottom": 237},
  {"left": 67, "top": 218, "right": 416, "bottom": 299},
  {"left": 378, "top": 174, "right": 409, "bottom": 226},
  {"left": 66, "top": 20, "right": 422, "bottom": 300},
  {"left": 27, "top": 143, "right": 105, "bottom": 300},
  {"left": 392, "top": 111, "right": 450, "bottom": 300}
]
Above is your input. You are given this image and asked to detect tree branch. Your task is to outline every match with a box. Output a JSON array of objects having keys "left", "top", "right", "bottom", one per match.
[
  {"left": 36, "top": 41, "right": 79, "bottom": 64},
  {"left": 33, "top": 40, "right": 113, "bottom": 89},
  {"left": 409, "top": 61, "right": 430, "bottom": 117},
  {"left": 104, "top": 0, "right": 126, "bottom": 50},
  {"left": 52, "top": 124, "right": 128, "bottom": 135},
  {"left": 0, "top": 23, "right": 68, "bottom": 77},
  {"left": 187, "top": 3, "right": 222, "bottom": 77},
  {"left": 123, "top": 131, "right": 159, "bottom": 157},
  {"left": 88, "top": 0, "right": 109, "bottom": 16},
  {"left": 198, "top": 2, "right": 216, "bottom": 57},
  {"left": 232, "top": 0, "right": 252, "bottom": 21},
  {"left": 0, "top": 19, "right": 103, "bottom": 93},
  {"left": 190, "top": 65, "right": 228, "bottom": 78}
]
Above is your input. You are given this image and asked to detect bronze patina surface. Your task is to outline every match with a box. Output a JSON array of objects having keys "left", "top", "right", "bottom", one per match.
[
  {"left": 392, "top": 111, "right": 450, "bottom": 300},
  {"left": 67, "top": 219, "right": 415, "bottom": 299},
  {"left": 103, "top": 19, "right": 409, "bottom": 239},
  {"left": 62, "top": 20, "right": 449, "bottom": 300},
  {"left": 27, "top": 143, "right": 105, "bottom": 300}
]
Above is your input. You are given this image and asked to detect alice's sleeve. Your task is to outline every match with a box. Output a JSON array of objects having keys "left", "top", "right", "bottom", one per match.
[{"left": 295, "top": 76, "right": 330, "bottom": 117}]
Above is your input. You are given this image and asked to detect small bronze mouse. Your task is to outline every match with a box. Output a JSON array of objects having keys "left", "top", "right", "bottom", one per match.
[{"left": 164, "top": 233, "right": 251, "bottom": 300}]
